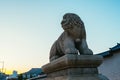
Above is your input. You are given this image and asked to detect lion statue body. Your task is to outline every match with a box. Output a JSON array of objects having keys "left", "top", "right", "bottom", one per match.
[{"left": 50, "top": 13, "right": 93, "bottom": 62}]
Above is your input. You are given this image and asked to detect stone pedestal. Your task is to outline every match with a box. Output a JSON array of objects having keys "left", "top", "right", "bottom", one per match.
[{"left": 42, "top": 54, "right": 109, "bottom": 80}]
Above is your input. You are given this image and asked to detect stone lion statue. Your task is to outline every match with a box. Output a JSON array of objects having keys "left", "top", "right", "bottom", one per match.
[{"left": 50, "top": 13, "right": 93, "bottom": 62}]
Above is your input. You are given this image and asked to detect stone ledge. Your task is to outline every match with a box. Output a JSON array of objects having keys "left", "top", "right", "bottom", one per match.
[
  {"left": 38, "top": 74, "right": 109, "bottom": 80},
  {"left": 42, "top": 54, "right": 103, "bottom": 74},
  {"left": 52, "top": 74, "right": 109, "bottom": 80},
  {"left": 47, "top": 68, "right": 98, "bottom": 77}
]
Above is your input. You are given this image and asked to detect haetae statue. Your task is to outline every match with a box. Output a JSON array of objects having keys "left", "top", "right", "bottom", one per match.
[
  {"left": 49, "top": 13, "right": 93, "bottom": 62},
  {"left": 50, "top": 13, "right": 93, "bottom": 61}
]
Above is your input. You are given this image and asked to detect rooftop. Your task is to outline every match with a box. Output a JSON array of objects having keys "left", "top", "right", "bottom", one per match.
[{"left": 97, "top": 43, "right": 120, "bottom": 57}]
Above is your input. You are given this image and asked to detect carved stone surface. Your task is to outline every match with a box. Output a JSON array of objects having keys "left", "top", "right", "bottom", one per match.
[
  {"left": 41, "top": 54, "right": 109, "bottom": 80},
  {"left": 42, "top": 74, "right": 109, "bottom": 80},
  {"left": 42, "top": 54, "right": 102, "bottom": 74},
  {"left": 49, "top": 13, "right": 93, "bottom": 62}
]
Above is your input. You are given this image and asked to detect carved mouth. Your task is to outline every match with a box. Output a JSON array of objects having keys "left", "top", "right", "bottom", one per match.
[{"left": 63, "top": 26, "right": 72, "bottom": 30}]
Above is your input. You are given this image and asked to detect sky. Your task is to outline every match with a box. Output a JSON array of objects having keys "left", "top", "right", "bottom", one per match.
[{"left": 0, "top": 0, "right": 120, "bottom": 74}]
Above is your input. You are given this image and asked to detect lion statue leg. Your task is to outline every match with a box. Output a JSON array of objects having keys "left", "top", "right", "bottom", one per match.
[
  {"left": 49, "top": 41, "right": 60, "bottom": 62},
  {"left": 78, "top": 39, "right": 93, "bottom": 55},
  {"left": 63, "top": 36, "right": 78, "bottom": 54}
]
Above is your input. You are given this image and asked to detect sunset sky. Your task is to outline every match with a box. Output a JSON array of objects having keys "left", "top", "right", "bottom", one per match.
[{"left": 0, "top": 0, "right": 120, "bottom": 74}]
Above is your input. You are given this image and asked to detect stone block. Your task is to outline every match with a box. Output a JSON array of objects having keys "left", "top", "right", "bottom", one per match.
[
  {"left": 41, "top": 54, "right": 109, "bottom": 80},
  {"left": 42, "top": 54, "right": 103, "bottom": 74}
]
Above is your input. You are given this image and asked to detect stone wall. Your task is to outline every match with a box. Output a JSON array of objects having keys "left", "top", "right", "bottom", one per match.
[{"left": 99, "top": 51, "right": 120, "bottom": 80}]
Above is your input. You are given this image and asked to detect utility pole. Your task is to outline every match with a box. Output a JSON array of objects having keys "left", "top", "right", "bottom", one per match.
[
  {"left": 0, "top": 61, "right": 4, "bottom": 73},
  {"left": 2, "top": 61, "right": 4, "bottom": 73}
]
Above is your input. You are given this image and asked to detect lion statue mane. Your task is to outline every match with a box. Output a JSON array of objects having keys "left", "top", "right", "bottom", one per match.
[{"left": 50, "top": 13, "right": 93, "bottom": 62}]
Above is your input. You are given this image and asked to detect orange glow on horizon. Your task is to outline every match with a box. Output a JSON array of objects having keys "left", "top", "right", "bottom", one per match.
[
  {"left": 5, "top": 69, "right": 13, "bottom": 75},
  {"left": 5, "top": 69, "right": 29, "bottom": 75}
]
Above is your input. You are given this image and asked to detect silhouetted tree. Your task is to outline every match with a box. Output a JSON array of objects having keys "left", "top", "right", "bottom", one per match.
[{"left": 18, "top": 74, "right": 23, "bottom": 80}]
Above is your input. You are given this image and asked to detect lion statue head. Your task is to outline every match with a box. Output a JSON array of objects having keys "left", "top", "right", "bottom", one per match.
[{"left": 61, "top": 13, "right": 86, "bottom": 39}]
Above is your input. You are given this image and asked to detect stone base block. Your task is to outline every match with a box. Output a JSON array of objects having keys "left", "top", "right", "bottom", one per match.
[
  {"left": 41, "top": 54, "right": 109, "bottom": 80},
  {"left": 42, "top": 54, "right": 103, "bottom": 74},
  {"left": 42, "top": 74, "right": 109, "bottom": 80},
  {"left": 47, "top": 68, "right": 98, "bottom": 77}
]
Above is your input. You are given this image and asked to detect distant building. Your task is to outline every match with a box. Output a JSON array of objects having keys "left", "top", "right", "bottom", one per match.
[
  {"left": 0, "top": 72, "right": 7, "bottom": 80},
  {"left": 98, "top": 43, "right": 120, "bottom": 80},
  {"left": 21, "top": 68, "right": 43, "bottom": 79},
  {"left": 27, "top": 74, "right": 47, "bottom": 80},
  {"left": 6, "top": 70, "right": 18, "bottom": 80}
]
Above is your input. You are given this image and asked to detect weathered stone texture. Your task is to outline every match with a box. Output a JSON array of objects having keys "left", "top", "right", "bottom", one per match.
[
  {"left": 41, "top": 54, "right": 109, "bottom": 80},
  {"left": 49, "top": 13, "right": 93, "bottom": 62}
]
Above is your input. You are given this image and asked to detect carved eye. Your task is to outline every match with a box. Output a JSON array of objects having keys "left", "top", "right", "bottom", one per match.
[
  {"left": 80, "top": 21, "right": 84, "bottom": 25},
  {"left": 80, "top": 22, "right": 83, "bottom": 25}
]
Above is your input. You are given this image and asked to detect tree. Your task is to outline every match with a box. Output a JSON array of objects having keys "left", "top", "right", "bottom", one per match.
[{"left": 18, "top": 74, "right": 23, "bottom": 80}]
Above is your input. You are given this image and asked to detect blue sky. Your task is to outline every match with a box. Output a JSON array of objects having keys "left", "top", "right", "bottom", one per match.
[{"left": 0, "top": 0, "right": 120, "bottom": 74}]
